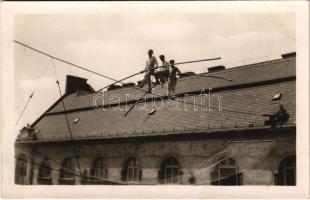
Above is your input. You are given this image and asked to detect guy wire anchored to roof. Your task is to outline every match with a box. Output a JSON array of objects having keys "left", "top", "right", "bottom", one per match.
[{"left": 15, "top": 58, "right": 52, "bottom": 126}]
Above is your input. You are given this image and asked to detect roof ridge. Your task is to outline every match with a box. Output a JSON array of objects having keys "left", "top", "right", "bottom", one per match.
[
  {"left": 200, "top": 57, "right": 295, "bottom": 76},
  {"left": 65, "top": 57, "right": 295, "bottom": 97}
]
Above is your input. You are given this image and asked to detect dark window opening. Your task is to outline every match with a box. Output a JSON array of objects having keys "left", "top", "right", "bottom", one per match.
[
  {"left": 121, "top": 157, "right": 141, "bottom": 183},
  {"left": 15, "top": 154, "right": 27, "bottom": 184},
  {"left": 276, "top": 155, "right": 296, "bottom": 186},
  {"left": 59, "top": 158, "right": 75, "bottom": 185},
  {"left": 158, "top": 157, "right": 181, "bottom": 184},
  {"left": 38, "top": 158, "right": 52, "bottom": 185},
  {"left": 211, "top": 158, "right": 242, "bottom": 186},
  {"left": 91, "top": 157, "right": 108, "bottom": 180}
]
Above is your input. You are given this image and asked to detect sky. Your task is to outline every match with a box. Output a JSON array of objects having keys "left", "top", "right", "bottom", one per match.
[{"left": 14, "top": 12, "right": 295, "bottom": 131}]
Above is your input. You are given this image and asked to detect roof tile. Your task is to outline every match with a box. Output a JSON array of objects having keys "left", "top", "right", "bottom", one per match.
[{"left": 32, "top": 80, "right": 296, "bottom": 142}]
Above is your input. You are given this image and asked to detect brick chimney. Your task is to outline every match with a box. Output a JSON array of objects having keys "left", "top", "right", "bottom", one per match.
[{"left": 65, "top": 75, "right": 95, "bottom": 95}]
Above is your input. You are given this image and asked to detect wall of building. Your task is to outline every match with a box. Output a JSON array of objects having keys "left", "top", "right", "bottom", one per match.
[
  {"left": 16, "top": 131, "right": 295, "bottom": 185},
  {"left": 15, "top": 145, "right": 34, "bottom": 185}
]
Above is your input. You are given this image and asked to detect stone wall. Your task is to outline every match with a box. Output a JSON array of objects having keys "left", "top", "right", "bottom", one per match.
[{"left": 15, "top": 145, "right": 34, "bottom": 185}]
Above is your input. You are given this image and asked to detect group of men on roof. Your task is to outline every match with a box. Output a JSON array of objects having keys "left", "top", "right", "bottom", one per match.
[{"left": 138, "top": 49, "right": 181, "bottom": 95}]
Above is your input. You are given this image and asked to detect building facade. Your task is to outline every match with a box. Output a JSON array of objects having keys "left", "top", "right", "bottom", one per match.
[{"left": 15, "top": 53, "right": 296, "bottom": 185}]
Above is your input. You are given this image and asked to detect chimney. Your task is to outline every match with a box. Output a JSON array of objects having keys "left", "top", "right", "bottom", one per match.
[
  {"left": 281, "top": 52, "right": 296, "bottom": 59},
  {"left": 207, "top": 65, "right": 226, "bottom": 73},
  {"left": 65, "top": 75, "right": 95, "bottom": 95}
]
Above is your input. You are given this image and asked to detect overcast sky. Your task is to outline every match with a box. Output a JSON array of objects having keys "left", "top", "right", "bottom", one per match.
[{"left": 14, "top": 12, "right": 295, "bottom": 130}]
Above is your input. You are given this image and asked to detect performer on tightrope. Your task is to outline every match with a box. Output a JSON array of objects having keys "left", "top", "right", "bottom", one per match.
[
  {"left": 168, "top": 60, "right": 181, "bottom": 96},
  {"left": 157, "top": 55, "right": 170, "bottom": 87},
  {"left": 139, "top": 49, "right": 160, "bottom": 93}
]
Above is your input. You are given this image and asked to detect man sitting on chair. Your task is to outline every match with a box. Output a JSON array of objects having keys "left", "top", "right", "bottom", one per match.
[{"left": 157, "top": 55, "right": 170, "bottom": 87}]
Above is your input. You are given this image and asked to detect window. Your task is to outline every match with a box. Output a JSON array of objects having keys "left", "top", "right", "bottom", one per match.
[
  {"left": 59, "top": 158, "right": 75, "bottom": 185},
  {"left": 275, "top": 155, "right": 296, "bottom": 186},
  {"left": 39, "top": 158, "right": 51, "bottom": 178},
  {"left": 121, "top": 157, "right": 142, "bottom": 183},
  {"left": 126, "top": 158, "right": 139, "bottom": 182},
  {"left": 158, "top": 157, "right": 181, "bottom": 184},
  {"left": 211, "top": 158, "right": 242, "bottom": 185},
  {"left": 38, "top": 158, "right": 52, "bottom": 185},
  {"left": 15, "top": 154, "right": 27, "bottom": 184},
  {"left": 91, "top": 157, "right": 108, "bottom": 180}
]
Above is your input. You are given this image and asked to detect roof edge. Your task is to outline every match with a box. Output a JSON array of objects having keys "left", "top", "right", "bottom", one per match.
[
  {"left": 16, "top": 124, "right": 296, "bottom": 144},
  {"left": 30, "top": 94, "right": 67, "bottom": 128}
]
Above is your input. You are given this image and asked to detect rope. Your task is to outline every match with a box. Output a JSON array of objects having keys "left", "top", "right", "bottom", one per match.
[
  {"left": 14, "top": 40, "right": 228, "bottom": 96},
  {"left": 51, "top": 59, "right": 83, "bottom": 178},
  {"left": 14, "top": 40, "right": 220, "bottom": 88},
  {"left": 14, "top": 40, "right": 119, "bottom": 83},
  {"left": 15, "top": 58, "right": 52, "bottom": 126}
]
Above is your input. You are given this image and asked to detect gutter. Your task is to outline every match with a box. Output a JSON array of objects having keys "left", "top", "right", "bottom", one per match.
[{"left": 15, "top": 124, "right": 296, "bottom": 145}]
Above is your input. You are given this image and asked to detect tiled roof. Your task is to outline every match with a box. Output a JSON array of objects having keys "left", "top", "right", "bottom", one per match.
[
  {"left": 19, "top": 57, "right": 296, "bottom": 142},
  {"left": 29, "top": 80, "right": 295, "bottom": 142},
  {"left": 47, "top": 58, "right": 295, "bottom": 113}
]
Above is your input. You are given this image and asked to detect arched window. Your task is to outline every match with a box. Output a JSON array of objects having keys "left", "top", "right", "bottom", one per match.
[
  {"left": 91, "top": 157, "right": 108, "bottom": 180},
  {"left": 38, "top": 158, "right": 52, "bottom": 185},
  {"left": 211, "top": 158, "right": 242, "bottom": 185},
  {"left": 15, "top": 154, "right": 27, "bottom": 184},
  {"left": 121, "top": 157, "right": 142, "bottom": 183},
  {"left": 275, "top": 155, "right": 296, "bottom": 185},
  {"left": 158, "top": 157, "right": 181, "bottom": 184},
  {"left": 39, "top": 158, "right": 51, "bottom": 178},
  {"left": 59, "top": 158, "right": 75, "bottom": 185}
]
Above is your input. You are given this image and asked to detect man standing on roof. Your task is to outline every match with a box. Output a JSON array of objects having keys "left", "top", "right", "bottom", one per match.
[
  {"left": 157, "top": 55, "right": 170, "bottom": 87},
  {"left": 168, "top": 60, "right": 181, "bottom": 96},
  {"left": 139, "top": 49, "right": 160, "bottom": 93}
]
